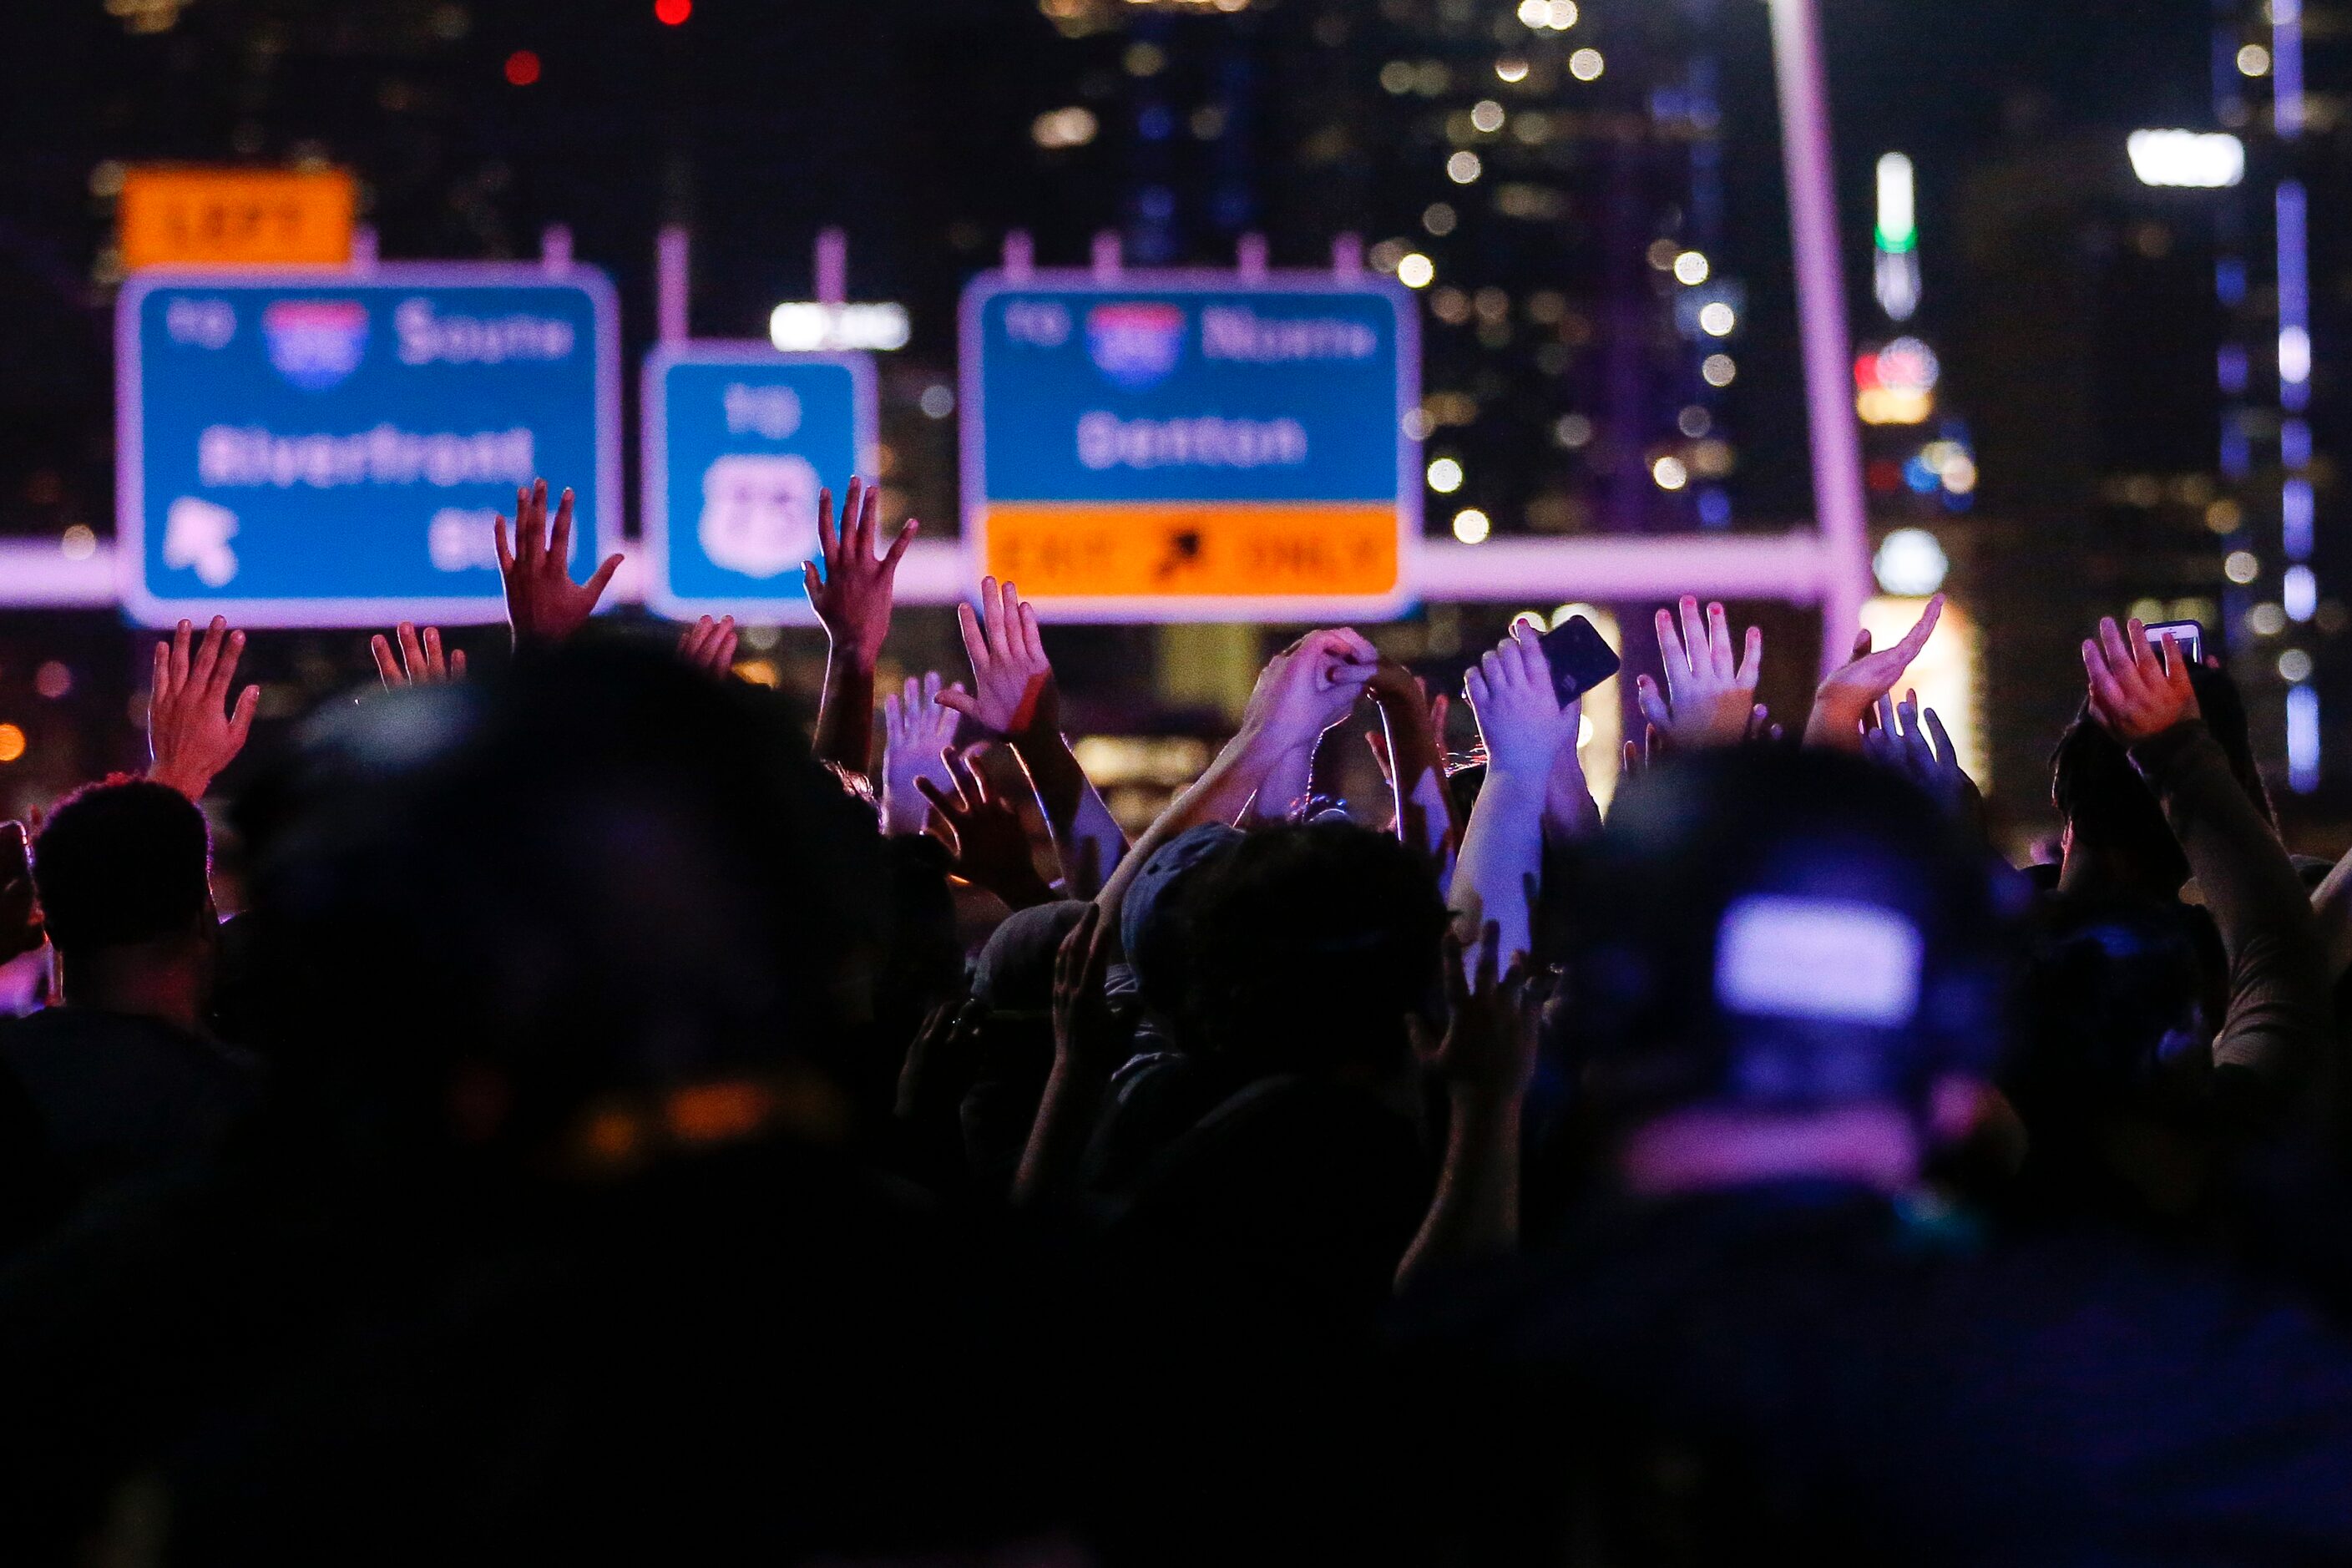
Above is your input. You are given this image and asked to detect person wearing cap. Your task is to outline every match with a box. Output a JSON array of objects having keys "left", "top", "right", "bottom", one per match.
[{"left": 1394, "top": 746, "right": 2352, "bottom": 1563}]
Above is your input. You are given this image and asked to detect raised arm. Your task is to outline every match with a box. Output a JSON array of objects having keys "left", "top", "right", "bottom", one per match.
[
  {"left": 147, "top": 616, "right": 261, "bottom": 801},
  {"left": 938, "top": 577, "right": 1126, "bottom": 896},
  {"left": 1368, "top": 660, "right": 1463, "bottom": 870},
  {"left": 1454, "top": 621, "right": 1581, "bottom": 965},
  {"left": 806, "top": 477, "right": 917, "bottom": 776},
  {"left": 2085, "top": 617, "right": 2329, "bottom": 1100},
  {"left": 1012, "top": 903, "right": 1137, "bottom": 1206},
  {"left": 1093, "top": 628, "right": 1377, "bottom": 937},
  {"left": 1397, "top": 922, "right": 1543, "bottom": 1292}
]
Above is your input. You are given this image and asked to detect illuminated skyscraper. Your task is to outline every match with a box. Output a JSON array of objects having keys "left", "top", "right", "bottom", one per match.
[
  {"left": 2209, "top": 0, "right": 2344, "bottom": 794},
  {"left": 1357, "top": 0, "right": 1743, "bottom": 544},
  {"left": 1023, "top": 0, "right": 1744, "bottom": 549}
]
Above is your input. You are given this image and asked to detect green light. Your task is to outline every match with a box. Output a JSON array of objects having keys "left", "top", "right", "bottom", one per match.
[{"left": 1876, "top": 152, "right": 1915, "bottom": 253}]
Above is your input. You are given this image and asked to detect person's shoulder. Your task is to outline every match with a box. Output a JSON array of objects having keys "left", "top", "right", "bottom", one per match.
[
  {"left": 0, "top": 1008, "right": 257, "bottom": 1085},
  {"left": 0, "top": 1007, "right": 181, "bottom": 1052}
]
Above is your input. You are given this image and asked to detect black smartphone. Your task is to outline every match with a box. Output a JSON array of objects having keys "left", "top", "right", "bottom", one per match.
[
  {"left": 1538, "top": 615, "right": 1622, "bottom": 706},
  {"left": 2142, "top": 618, "right": 2203, "bottom": 667}
]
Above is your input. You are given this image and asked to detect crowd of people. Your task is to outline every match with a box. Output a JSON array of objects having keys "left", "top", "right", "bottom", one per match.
[{"left": 2, "top": 470, "right": 2350, "bottom": 1563}]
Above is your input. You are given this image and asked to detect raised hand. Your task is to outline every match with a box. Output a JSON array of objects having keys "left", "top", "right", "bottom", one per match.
[
  {"left": 494, "top": 478, "right": 623, "bottom": 648},
  {"left": 918, "top": 747, "right": 1055, "bottom": 909},
  {"left": 1463, "top": 620, "right": 1581, "bottom": 780},
  {"left": 1636, "top": 595, "right": 1763, "bottom": 751},
  {"left": 1863, "top": 689, "right": 1980, "bottom": 817},
  {"left": 675, "top": 615, "right": 739, "bottom": 681},
  {"left": 1014, "top": 902, "right": 1140, "bottom": 1206},
  {"left": 2084, "top": 615, "right": 2199, "bottom": 744},
  {"left": 938, "top": 575, "right": 1058, "bottom": 741},
  {"left": 1395, "top": 917, "right": 1547, "bottom": 1287},
  {"left": 1417, "top": 920, "right": 1544, "bottom": 1102},
  {"left": 882, "top": 672, "right": 964, "bottom": 837},
  {"left": 895, "top": 988, "right": 983, "bottom": 1125},
  {"left": 371, "top": 623, "right": 467, "bottom": 690},
  {"left": 148, "top": 616, "right": 261, "bottom": 800},
  {"left": 804, "top": 476, "right": 918, "bottom": 671},
  {"left": 1239, "top": 628, "right": 1380, "bottom": 753},
  {"left": 0, "top": 822, "right": 43, "bottom": 964},
  {"left": 1804, "top": 593, "right": 1944, "bottom": 750},
  {"left": 937, "top": 575, "right": 1130, "bottom": 894}
]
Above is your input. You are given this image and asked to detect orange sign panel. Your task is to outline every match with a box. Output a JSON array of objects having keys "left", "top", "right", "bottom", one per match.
[
  {"left": 984, "top": 503, "right": 1399, "bottom": 600},
  {"left": 120, "top": 167, "right": 356, "bottom": 270}
]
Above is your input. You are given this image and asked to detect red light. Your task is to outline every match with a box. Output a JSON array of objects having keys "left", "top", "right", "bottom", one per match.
[
  {"left": 504, "top": 50, "right": 541, "bottom": 86},
  {"left": 655, "top": 0, "right": 692, "bottom": 22}
]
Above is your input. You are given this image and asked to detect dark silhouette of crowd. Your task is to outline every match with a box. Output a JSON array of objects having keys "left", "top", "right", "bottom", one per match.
[{"left": 2, "top": 473, "right": 2350, "bottom": 1565}]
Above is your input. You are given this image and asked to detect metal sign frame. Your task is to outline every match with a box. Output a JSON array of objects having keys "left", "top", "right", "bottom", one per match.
[{"left": 114, "top": 261, "right": 621, "bottom": 629}]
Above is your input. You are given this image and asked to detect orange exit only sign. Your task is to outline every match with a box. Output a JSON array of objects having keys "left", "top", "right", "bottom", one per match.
[{"left": 119, "top": 167, "right": 356, "bottom": 270}]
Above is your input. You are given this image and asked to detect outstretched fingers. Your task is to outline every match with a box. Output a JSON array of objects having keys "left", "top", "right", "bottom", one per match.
[
  {"left": 548, "top": 487, "right": 576, "bottom": 569},
  {"left": 1704, "top": 601, "right": 1737, "bottom": 680},
  {"left": 1734, "top": 623, "right": 1763, "bottom": 688},
  {"left": 914, "top": 776, "right": 965, "bottom": 842},
  {"left": 1677, "top": 596, "right": 1709, "bottom": 679},
  {"left": 953, "top": 599, "right": 990, "bottom": 674},
  {"left": 581, "top": 553, "right": 624, "bottom": 607},
  {"left": 1889, "top": 593, "right": 1945, "bottom": 665},
  {"left": 883, "top": 515, "right": 918, "bottom": 569},
  {"left": 1656, "top": 604, "right": 1691, "bottom": 682},
  {"left": 517, "top": 481, "right": 548, "bottom": 569},
  {"left": 1634, "top": 673, "right": 1672, "bottom": 732},
  {"left": 371, "top": 635, "right": 402, "bottom": 689},
  {"left": 225, "top": 684, "right": 261, "bottom": 751},
  {"left": 1016, "top": 598, "right": 1047, "bottom": 666}
]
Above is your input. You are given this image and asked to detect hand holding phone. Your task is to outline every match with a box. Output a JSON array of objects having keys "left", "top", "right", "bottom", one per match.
[
  {"left": 1537, "top": 615, "right": 1622, "bottom": 706},
  {"left": 2142, "top": 619, "right": 2203, "bottom": 669}
]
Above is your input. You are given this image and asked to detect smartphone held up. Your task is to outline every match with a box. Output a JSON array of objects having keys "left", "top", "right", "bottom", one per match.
[
  {"left": 2142, "top": 618, "right": 2203, "bottom": 669},
  {"left": 1538, "top": 615, "right": 1623, "bottom": 706}
]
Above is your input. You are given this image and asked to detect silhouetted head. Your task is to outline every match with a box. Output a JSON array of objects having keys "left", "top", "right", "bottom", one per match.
[
  {"left": 1184, "top": 820, "right": 1448, "bottom": 1078},
  {"left": 242, "top": 643, "right": 889, "bottom": 1175},
  {"left": 1557, "top": 746, "right": 2019, "bottom": 1130},
  {"left": 2051, "top": 709, "right": 2189, "bottom": 893},
  {"left": 34, "top": 779, "right": 213, "bottom": 957}
]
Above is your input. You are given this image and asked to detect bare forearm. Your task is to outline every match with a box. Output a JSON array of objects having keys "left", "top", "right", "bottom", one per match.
[
  {"left": 1248, "top": 742, "right": 1316, "bottom": 827},
  {"left": 1541, "top": 745, "right": 1601, "bottom": 847},
  {"left": 1396, "top": 1093, "right": 1521, "bottom": 1291},
  {"left": 814, "top": 648, "right": 876, "bottom": 775},
  {"left": 1449, "top": 770, "right": 1545, "bottom": 964},
  {"left": 1376, "top": 695, "right": 1460, "bottom": 858},
  {"left": 1096, "top": 726, "right": 1280, "bottom": 933},
  {"left": 1802, "top": 695, "right": 1866, "bottom": 752},
  {"left": 1014, "top": 731, "right": 1130, "bottom": 895},
  {"left": 1011, "top": 1055, "right": 1112, "bottom": 1206}
]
